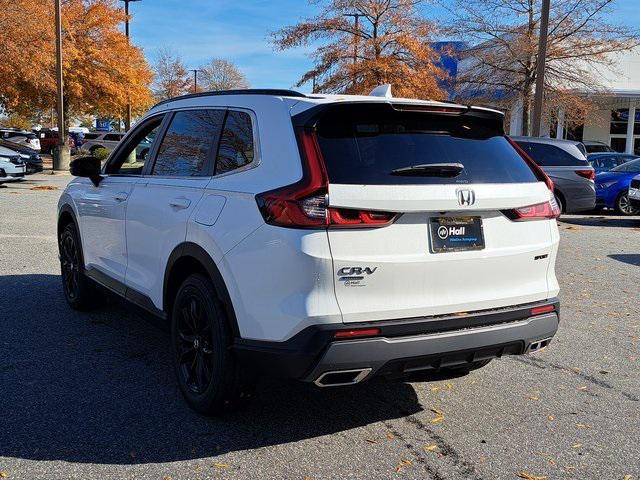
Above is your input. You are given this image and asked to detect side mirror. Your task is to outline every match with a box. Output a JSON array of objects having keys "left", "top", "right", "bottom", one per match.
[{"left": 70, "top": 156, "right": 103, "bottom": 187}]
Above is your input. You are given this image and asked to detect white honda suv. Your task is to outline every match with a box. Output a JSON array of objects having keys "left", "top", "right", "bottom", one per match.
[{"left": 57, "top": 88, "right": 561, "bottom": 415}]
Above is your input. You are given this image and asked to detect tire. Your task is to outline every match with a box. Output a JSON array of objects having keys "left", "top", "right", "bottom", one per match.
[
  {"left": 171, "top": 273, "right": 249, "bottom": 415},
  {"left": 59, "top": 222, "right": 100, "bottom": 310},
  {"left": 615, "top": 192, "right": 639, "bottom": 216}
]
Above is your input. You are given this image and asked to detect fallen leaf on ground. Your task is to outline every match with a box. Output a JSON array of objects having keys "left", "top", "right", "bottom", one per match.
[
  {"left": 430, "top": 408, "right": 445, "bottom": 424},
  {"left": 213, "top": 462, "right": 229, "bottom": 469},
  {"left": 572, "top": 443, "right": 582, "bottom": 448},
  {"left": 424, "top": 443, "right": 438, "bottom": 452},
  {"left": 30, "top": 185, "right": 58, "bottom": 190},
  {"left": 387, "top": 433, "right": 395, "bottom": 440},
  {"left": 576, "top": 423, "right": 592, "bottom": 429},
  {"left": 528, "top": 394, "right": 540, "bottom": 401},
  {"left": 623, "top": 475, "right": 633, "bottom": 480},
  {"left": 365, "top": 438, "right": 377, "bottom": 444},
  {"left": 577, "top": 386, "right": 588, "bottom": 391},
  {"left": 517, "top": 471, "right": 547, "bottom": 480},
  {"left": 547, "top": 415, "right": 555, "bottom": 421},
  {"left": 0, "top": 471, "right": 7, "bottom": 478}
]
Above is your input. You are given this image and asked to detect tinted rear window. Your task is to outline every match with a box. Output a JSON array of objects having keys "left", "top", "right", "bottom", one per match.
[
  {"left": 315, "top": 105, "right": 537, "bottom": 185},
  {"left": 516, "top": 141, "right": 588, "bottom": 167}
]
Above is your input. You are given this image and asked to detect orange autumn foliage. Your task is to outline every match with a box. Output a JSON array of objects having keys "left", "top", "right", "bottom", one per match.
[
  {"left": 273, "top": 0, "right": 447, "bottom": 100},
  {"left": 0, "top": 0, "right": 153, "bottom": 121}
]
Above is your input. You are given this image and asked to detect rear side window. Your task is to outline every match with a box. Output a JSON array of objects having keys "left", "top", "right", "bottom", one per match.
[
  {"left": 83, "top": 133, "right": 100, "bottom": 140},
  {"left": 215, "top": 111, "right": 255, "bottom": 175},
  {"left": 153, "top": 109, "right": 224, "bottom": 177},
  {"left": 516, "top": 141, "right": 588, "bottom": 167},
  {"left": 315, "top": 105, "right": 537, "bottom": 185}
]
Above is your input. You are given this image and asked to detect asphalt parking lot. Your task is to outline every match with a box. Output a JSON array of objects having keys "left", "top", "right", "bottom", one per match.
[{"left": 1, "top": 173, "right": 638, "bottom": 480}]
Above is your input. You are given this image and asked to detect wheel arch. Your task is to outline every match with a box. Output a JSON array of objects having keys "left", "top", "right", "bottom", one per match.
[
  {"left": 553, "top": 188, "right": 566, "bottom": 212},
  {"left": 57, "top": 204, "right": 78, "bottom": 246},
  {"left": 164, "top": 243, "right": 240, "bottom": 337}
]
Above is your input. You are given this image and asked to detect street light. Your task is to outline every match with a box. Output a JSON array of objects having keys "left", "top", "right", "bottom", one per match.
[
  {"left": 190, "top": 69, "right": 201, "bottom": 93},
  {"left": 343, "top": 13, "right": 362, "bottom": 89},
  {"left": 53, "top": 0, "right": 69, "bottom": 171},
  {"left": 531, "top": 0, "right": 551, "bottom": 137},
  {"left": 120, "top": 0, "right": 141, "bottom": 131}
]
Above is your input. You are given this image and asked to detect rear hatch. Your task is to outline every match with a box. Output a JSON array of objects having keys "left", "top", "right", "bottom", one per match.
[{"left": 312, "top": 103, "right": 559, "bottom": 322}]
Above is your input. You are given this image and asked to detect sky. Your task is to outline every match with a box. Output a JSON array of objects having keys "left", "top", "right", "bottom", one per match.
[{"left": 127, "top": 0, "right": 640, "bottom": 93}]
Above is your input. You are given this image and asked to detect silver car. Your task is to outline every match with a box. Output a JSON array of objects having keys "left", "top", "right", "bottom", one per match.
[{"left": 513, "top": 137, "right": 596, "bottom": 213}]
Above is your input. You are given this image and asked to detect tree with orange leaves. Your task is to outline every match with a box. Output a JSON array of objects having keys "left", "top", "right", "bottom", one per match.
[
  {"left": 272, "top": 0, "right": 447, "bottom": 99},
  {"left": 0, "top": 0, "right": 153, "bottom": 126}
]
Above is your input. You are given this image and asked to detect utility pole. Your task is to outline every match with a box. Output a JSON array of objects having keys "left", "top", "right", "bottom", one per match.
[
  {"left": 190, "top": 69, "right": 201, "bottom": 93},
  {"left": 53, "top": 0, "right": 70, "bottom": 172},
  {"left": 120, "top": 0, "right": 141, "bottom": 131},
  {"left": 343, "top": 13, "right": 362, "bottom": 89},
  {"left": 531, "top": 0, "right": 551, "bottom": 137}
]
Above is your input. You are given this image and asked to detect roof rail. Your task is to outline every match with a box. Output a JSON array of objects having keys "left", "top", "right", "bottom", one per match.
[{"left": 152, "top": 89, "right": 307, "bottom": 108}]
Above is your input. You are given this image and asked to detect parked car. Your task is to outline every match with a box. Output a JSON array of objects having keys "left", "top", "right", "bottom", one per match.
[
  {"left": 0, "top": 146, "right": 26, "bottom": 182},
  {"left": 588, "top": 152, "right": 638, "bottom": 173},
  {"left": 583, "top": 140, "right": 614, "bottom": 154},
  {"left": 594, "top": 158, "right": 640, "bottom": 215},
  {"left": 58, "top": 88, "right": 561, "bottom": 415},
  {"left": 512, "top": 137, "right": 596, "bottom": 213},
  {"left": 80, "top": 131, "right": 125, "bottom": 154},
  {"left": 629, "top": 175, "right": 640, "bottom": 211},
  {"left": 39, "top": 129, "right": 75, "bottom": 154},
  {"left": 0, "top": 128, "right": 40, "bottom": 151},
  {"left": 0, "top": 139, "right": 43, "bottom": 173}
]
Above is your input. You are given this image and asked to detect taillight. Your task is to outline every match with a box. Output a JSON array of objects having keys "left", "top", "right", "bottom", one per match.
[
  {"left": 575, "top": 169, "right": 595, "bottom": 181},
  {"left": 506, "top": 136, "right": 554, "bottom": 192},
  {"left": 502, "top": 198, "right": 561, "bottom": 221},
  {"left": 256, "top": 128, "right": 398, "bottom": 229}
]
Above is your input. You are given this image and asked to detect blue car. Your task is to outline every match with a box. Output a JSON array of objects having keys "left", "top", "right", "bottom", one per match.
[
  {"left": 595, "top": 158, "right": 640, "bottom": 215},
  {"left": 588, "top": 152, "right": 638, "bottom": 173}
]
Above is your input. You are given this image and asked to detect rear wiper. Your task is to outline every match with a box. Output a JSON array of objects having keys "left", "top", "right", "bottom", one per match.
[{"left": 390, "top": 162, "right": 464, "bottom": 177}]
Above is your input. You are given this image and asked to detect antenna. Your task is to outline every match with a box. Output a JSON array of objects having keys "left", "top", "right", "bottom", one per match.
[{"left": 369, "top": 84, "right": 393, "bottom": 98}]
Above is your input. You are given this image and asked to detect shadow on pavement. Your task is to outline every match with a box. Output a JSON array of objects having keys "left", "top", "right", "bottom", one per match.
[
  {"left": 559, "top": 215, "right": 640, "bottom": 228},
  {"left": 608, "top": 254, "right": 640, "bottom": 266},
  {"left": 0, "top": 274, "right": 422, "bottom": 466}
]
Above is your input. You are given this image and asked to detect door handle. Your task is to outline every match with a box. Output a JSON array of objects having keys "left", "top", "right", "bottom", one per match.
[
  {"left": 114, "top": 192, "right": 129, "bottom": 202},
  {"left": 169, "top": 197, "right": 191, "bottom": 209}
]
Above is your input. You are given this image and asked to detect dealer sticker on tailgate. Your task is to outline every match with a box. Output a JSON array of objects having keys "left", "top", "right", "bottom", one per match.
[{"left": 429, "top": 216, "right": 485, "bottom": 253}]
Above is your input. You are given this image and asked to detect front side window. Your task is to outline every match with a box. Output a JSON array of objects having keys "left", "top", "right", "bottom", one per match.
[
  {"left": 153, "top": 109, "right": 224, "bottom": 177},
  {"left": 215, "top": 110, "right": 255, "bottom": 175},
  {"left": 105, "top": 116, "right": 164, "bottom": 175}
]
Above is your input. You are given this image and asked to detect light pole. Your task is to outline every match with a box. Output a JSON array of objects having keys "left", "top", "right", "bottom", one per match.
[
  {"left": 120, "top": 0, "right": 141, "bottom": 131},
  {"left": 531, "top": 0, "right": 551, "bottom": 137},
  {"left": 190, "top": 69, "right": 201, "bottom": 93},
  {"left": 343, "top": 13, "right": 362, "bottom": 89},
  {"left": 53, "top": 0, "right": 70, "bottom": 172}
]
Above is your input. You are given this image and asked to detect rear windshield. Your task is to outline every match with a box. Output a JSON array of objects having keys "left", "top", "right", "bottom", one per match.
[
  {"left": 516, "top": 141, "right": 588, "bottom": 167},
  {"left": 315, "top": 105, "right": 538, "bottom": 185}
]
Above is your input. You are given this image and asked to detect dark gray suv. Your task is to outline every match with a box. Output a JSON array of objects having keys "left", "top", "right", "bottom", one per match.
[{"left": 513, "top": 137, "right": 596, "bottom": 213}]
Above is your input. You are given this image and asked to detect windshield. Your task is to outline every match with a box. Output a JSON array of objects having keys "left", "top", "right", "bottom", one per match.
[
  {"left": 315, "top": 104, "right": 538, "bottom": 185},
  {"left": 611, "top": 158, "right": 640, "bottom": 173}
]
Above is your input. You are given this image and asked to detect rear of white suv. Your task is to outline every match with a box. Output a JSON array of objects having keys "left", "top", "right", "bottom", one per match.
[{"left": 57, "top": 90, "right": 560, "bottom": 415}]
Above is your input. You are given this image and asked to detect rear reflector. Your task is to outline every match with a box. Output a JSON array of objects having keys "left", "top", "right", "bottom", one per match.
[
  {"left": 334, "top": 328, "right": 381, "bottom": 339},
  {"left": 502, "top": 198, "right": 561, "bottom": 221},
  {"left": 575, "top": 169, "right": 596, "bottom": 181},
  {"left": 530, "top": 305, "right": 555, "bottom": 316}
]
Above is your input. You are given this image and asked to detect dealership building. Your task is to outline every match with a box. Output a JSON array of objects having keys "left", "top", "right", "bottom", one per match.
[{"left": 439, "top": 42, "right": 640, "bottom": 153}]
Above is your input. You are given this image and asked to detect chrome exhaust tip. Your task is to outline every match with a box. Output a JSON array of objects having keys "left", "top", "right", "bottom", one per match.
[
  {"left": 527, "top": 337, "right": 553, "bottom": 353},
  {"left": 314, "top": 368, "right": 372, "bottom": 387}
]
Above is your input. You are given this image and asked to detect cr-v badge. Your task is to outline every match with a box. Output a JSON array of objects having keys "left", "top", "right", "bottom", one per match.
[{"left": 337, "top": 266, "right": 377, "bottom": 287}]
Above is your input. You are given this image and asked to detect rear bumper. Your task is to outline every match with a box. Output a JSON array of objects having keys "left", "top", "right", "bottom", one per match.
[
  {"left": 233, "top": 298, "right": 560, "bottom": 384},
  {"left": 565, "top": 194, "right": 596, "bottom": 213},
  {"left": 305, "top": 312, "right": 558, "bottom": 385}
]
